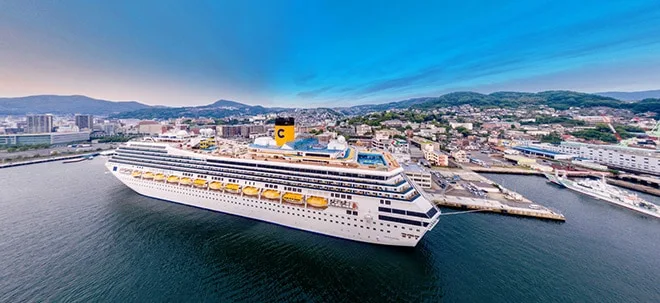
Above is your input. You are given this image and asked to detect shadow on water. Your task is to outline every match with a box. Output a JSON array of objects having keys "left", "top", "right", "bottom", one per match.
[{"left": 105, "top": 187, "right": 446, "bottom": 302}]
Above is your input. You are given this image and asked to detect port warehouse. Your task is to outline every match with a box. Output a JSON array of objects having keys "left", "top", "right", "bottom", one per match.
[
  {"left": 520, "top": 142, "right": 660, "bottom": 176},
  {"left": 551, "top": 142, "right": 659, "bottom": 176},
  {"left": 513, "top": 146, "right": 573, "bottom": 160},
  {"left": 0, "top": 132, "right": 90, "bottom": 146}
]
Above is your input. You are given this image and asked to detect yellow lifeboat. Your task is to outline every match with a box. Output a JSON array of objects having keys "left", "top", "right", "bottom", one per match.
[
  {"left": 154, "top": 173, "right": 165, "bottom": 181},
  {"left": 209, "top": 181, "right": 223, "bottom": 190},
  {"left": 131, "top": 170, "right": 142, "bottom": 178},
  {"left": 143, "top": 172, "right": 154, "bottom": 179},
  {"left": 242, "top": 186, "right": 259, "bottom": 196},
  {"left": 283, "top": 192, "right": 304, "bottom": 204},
  {"left": 167, "top": 175, "right": 180, "bottom": 183},
  {"left": 307, "top": 196, "right": 328, "bottom": 208},
  {"left": 262, "top": 189, "right": 281, "bottom": 200},
  {"left": 225, "top": 183, "right": 240, "bottom": 193},
  {"left": 193, "top": 179, "right": 207, "bottom": 188},
  {"left": 180, "top": 177, "right": 192, "bottom": 186}
]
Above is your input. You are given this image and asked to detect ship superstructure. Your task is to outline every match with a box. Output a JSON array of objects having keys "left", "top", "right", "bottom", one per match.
[
  {"left": 106, "top": 118, "right": 440, "bottom": 246},
  {"left": 546, "top": 171, "right": 660, "bottom": 219}
]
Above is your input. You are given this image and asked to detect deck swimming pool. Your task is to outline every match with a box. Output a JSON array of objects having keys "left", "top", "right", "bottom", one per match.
[{"left": 357, "top": 153, "right": 387, "bottom": 166}]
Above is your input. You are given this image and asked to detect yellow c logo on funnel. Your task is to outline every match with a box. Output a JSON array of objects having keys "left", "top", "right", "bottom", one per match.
[{"left": 274, "top": 117, "right": 295, "bottom": 146}]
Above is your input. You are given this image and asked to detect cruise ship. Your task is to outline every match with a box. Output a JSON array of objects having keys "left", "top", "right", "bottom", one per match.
[
  {"left": 545, "top": 171, "right": 660, "bottom": 219},
  {"left": 106, "top": 118, "right": 440, "bottom": 246}
]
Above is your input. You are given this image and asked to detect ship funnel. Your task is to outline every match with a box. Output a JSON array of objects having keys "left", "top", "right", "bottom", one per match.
[{"left": 274, "top": 117, "right": 295, "bottom": 147}]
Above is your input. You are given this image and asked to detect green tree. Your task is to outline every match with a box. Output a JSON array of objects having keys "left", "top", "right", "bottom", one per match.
[{"left": 540, "top": 132, "right": 562, "bottom": 144}]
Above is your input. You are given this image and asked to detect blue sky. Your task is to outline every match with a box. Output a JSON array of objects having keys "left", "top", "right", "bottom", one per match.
[{"left": 1, "top": 0, "right": 660, "bottom": 107}]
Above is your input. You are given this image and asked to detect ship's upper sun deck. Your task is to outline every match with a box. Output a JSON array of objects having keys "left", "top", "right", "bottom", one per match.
[{"left": 139, "top": 136, "right": 401, "bottom": 172}]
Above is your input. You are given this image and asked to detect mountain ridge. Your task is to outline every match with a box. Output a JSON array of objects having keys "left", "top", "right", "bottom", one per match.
[
  {"left": 0, "top": 95, "right": 150, "bottom": 115},
  {"left": 2, "top": 90, "right": 658, "bottom": 118},
  {"left": 595, "top": 90, "right": 660, "bottom": 101}
]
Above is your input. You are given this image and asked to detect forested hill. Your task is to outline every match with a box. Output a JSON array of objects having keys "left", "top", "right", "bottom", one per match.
[
  {"left": 338, "top": 91, "right": 659, "bottom": 115},
  {"left": 0, "top": 95, "right": 149, "bottom": 115}
]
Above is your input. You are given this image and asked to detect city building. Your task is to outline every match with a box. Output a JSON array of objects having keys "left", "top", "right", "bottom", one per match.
[
  {"left": 74, "top": 114, "right": 94, "bottom": 130},
  {"left": 355, "top": 124, "right": 372, "bottom": 136},
  {"left": 101, "top": 123, "right": 119, "bottom": 136},
  {"left": 449, "top": 122, "right": 473, "bottom": 131},
  {"left": 381, "top": 119, "right": 404, "bottom": 128},
  {"left": 575, "top": 116, "right": 608, "bottom": 124},
  {"left": 0, "top": 132, "right": 90, "bottom": 146},
  {"left": 410, "top": 137, "right": 438, "bottom": 152},
  {"left": 402, "top": 163, "right": 432, "bottom": 189},
  {"left": 371, "top": 138, "right": 409, "bottom": 153},
  {"left": 424, "top": 150, "right": 449, "bottom": 167},
  {"left": 552, "top": 142, "right": 660, "bottom": 175},
  {"left": 450, "top": 150, "right": 469, "bottom": 163},
  {"left": 26, "top": 114, "right": 53, "bottom": 133},
  {"left": 513, "top": 145, "right": 573, "bottom": 160},
  {"left": 138, "top": 121, "right": 165, "bottom": 135},
  {"left": 481, "top": 122, "right": 520, "bottom": 130},
  {"left": 217, "top": 125, "right": 266, "bottom": 138}
]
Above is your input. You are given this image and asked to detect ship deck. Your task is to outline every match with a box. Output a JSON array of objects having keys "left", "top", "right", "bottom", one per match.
[{"left": 183, "top": 145, "right": 401, "bottom": 172}]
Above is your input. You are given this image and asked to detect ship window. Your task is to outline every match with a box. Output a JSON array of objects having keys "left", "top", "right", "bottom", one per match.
[
  {"left": 392, "top": 209, "right": 405, "bottom": 215},
  {"left": 346, "top": 210, "right": 352, "bottom": 215}
]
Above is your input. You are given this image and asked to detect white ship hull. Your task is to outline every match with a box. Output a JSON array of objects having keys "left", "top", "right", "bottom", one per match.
[
  {"left": 559, "top": 178, "right": 660, "bottom": 219},
  {"left": 107, "top": 162, "right": 428, "bottom": 246}
]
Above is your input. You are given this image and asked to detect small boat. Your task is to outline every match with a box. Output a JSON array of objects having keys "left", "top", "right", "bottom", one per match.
[
  {"left": 142, "top": 172, "right": 154, "bottom": 179},
  {"left": 167, "top": 175, "right": 180, "bottom": 183},
  {"left": 209, "top": 181, "right": 223, "bottom": 190},
  {"left": 307, "top": 196, "right": 328, "bottom": 208},
  {"left": 193, "top": 179, "right": 207, "bottom": 188},
  {"left": 283, "top": 192, "right": 304, "bottom": 204},
  {"left": 242, "top": 186, "right": 259, "bottom": 196},
  {"left": 154, "top": 173, "right": 166, "bottom": 181},
  {"left": 225, "top": 183, "right": 241, "bottom": 193},
  {"left": 262, "top": 189, "right": 281, "bottom": 200},
  {"left": 131, "top": 171, "right": 142, "bottom": 178},
  {"left": 62, "top": 157, "right": 86, "bottom": 164},
  {"left": 180, "top": 177, "right": 192, "bottom": 185}
]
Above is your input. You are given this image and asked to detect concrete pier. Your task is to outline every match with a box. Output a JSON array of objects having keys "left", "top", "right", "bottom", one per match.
[
  {"left": 430, "top": 194, "right": 566, "bottom": 221},
  {"left": 0, "top": 153, "right": 99, "bottom": 169},
  {"left": 467, "top": 166, "right": 543, "bottom": 175}
]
